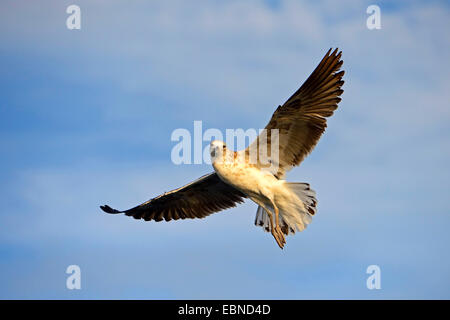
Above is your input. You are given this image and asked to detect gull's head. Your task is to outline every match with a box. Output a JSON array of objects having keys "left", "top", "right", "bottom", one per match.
[{"left": 210, "top": 140, "right": 227, "bottom": 163}]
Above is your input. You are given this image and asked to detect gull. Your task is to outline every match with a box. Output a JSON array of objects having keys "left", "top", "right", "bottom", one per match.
[{"left": 100, "top": 48, "right": 344, "bottom": 249}]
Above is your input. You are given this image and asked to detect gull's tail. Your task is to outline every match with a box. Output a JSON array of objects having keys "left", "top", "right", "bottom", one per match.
[
  {"left": 254, "top": 182, "right": 317, "bottom": 235},
  {"left": 285, "top": 182, "right": 317, "bottom": 216}
]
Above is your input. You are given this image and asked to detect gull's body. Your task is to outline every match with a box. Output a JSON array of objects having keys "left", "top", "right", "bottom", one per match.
[
  {"left": 100, "top": 49, "right": 344, "bottom": 249},
  {"left": 211, "top": 143, "right": 315, "bottom": 247}
]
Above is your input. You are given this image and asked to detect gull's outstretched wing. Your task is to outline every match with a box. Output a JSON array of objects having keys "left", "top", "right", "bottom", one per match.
[
  {"left": 245, "top": 48, "right": 344, "bottom": 178},
  {"left": 100, "top": 173, "right": 247, "bottom": 222}
]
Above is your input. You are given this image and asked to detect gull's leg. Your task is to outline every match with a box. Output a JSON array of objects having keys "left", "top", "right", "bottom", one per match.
[
  {"left": 270, "top": 200, "right": 286, "bottom": 248},
  {"left": 273, "top": 202, "right": 280, "bottom": 230},
  {"left": 260, "top": 202, "right": 285, "bottom": 249}
]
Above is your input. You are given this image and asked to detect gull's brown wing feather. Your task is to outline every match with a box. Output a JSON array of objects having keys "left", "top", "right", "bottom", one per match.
[
  {"left": 100, "top": 172, "right": 246, "bottom": 222},
  {"left": 246, "top": 48, "right": 344, "bottom": 178}
]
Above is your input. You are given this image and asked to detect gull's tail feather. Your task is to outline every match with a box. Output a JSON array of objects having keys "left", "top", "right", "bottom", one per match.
[
  {"left": 285, "top": 182, "right": 317, "bottom": 216},
  {"left": 255, "top": 205, "right": 270, "bottom": 232},
  {"left": 254, "top": 182, "right": 317, "bottom": 235},
  {"left": 254, "top": 205, "right": 296, "bottom": 236},
  {"left": 100, "top": 205, "right": 123, "bottom": 214}
]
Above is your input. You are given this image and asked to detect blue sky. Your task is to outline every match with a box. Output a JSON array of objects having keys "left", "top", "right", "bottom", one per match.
[{"left": 0, "top": 0, "right": 449, "bottom": 299}]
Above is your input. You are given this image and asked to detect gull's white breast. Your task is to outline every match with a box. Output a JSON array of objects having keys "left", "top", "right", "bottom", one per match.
[{"left": 212, "top": 154, "right": 311, "bottom": 232}]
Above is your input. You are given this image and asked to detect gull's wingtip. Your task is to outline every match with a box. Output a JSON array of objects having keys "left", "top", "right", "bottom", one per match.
[
  {"left": 100, "top": 205, "right": 122, "bottom": 214},
  {"left": 327, "top": 47, "right": 342, "bottom": 55}
]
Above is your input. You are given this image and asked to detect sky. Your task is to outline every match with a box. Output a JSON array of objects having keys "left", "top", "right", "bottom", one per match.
[{"left": 0, "top": 0, "right": 449, "bottom": 299}]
